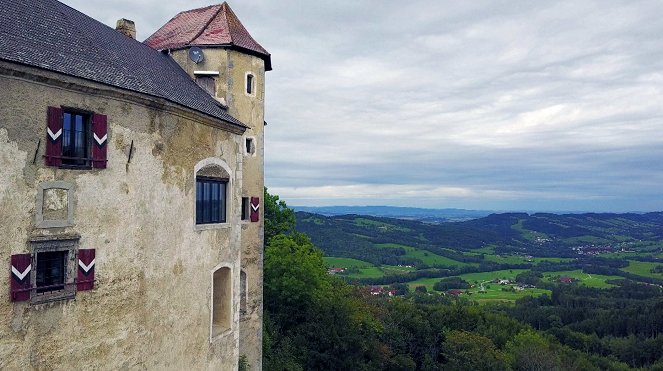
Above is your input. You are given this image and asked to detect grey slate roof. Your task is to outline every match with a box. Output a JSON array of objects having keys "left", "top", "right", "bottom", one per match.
[{"left": 0, "top": 0, "right": 245, "bottom": 129}]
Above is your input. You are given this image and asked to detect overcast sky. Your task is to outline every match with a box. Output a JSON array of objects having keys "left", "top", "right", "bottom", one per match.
[{"left": 61, "top": 0, "right": 663, "bottom": 212}]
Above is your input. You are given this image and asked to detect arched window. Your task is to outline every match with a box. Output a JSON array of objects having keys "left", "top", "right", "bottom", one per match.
[{"left": 194, "top": 159, "right": 231, "bottom": 226}]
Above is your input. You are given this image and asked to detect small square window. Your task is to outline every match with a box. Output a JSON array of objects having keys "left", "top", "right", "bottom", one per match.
[{"left": 196, "top": 177, "right": 227, "bottom": 224}]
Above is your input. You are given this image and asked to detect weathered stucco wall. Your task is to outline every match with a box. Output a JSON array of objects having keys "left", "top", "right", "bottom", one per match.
[
  {"left": 0, "top": 62, "right": 251, "bottom": 370},
  {"left": 170, "top": 47, "right": 266, "bottom": 370}
]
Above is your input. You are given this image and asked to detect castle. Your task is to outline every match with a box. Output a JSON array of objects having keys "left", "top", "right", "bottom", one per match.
[{"left": 0, "top": 1, "right": 269, "bottom": 369}]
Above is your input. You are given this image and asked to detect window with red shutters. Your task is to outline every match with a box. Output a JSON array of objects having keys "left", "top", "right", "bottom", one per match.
[{"left": 45, "top": 106, "right": 108, "bottom": 169}]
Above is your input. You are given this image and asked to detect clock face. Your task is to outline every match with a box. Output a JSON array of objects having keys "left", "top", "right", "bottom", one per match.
[{"left": 189, "top": 47, "right": 204, "bottom": 63}]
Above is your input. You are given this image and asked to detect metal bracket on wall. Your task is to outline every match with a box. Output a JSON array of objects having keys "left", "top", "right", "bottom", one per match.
[
  {"left": 32, "top": 139, "right": 41, "bottom": 164},
  {"left": 125, "top": 140, "right": 134, "bottom": 172}
]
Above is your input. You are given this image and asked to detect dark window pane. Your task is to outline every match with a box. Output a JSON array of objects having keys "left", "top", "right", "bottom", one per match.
[
  {"left": 36, "top": 251, "right": 66, "bottom": 293},
  {"left": 196, "top": 177, "right": 227, "bottom": 224},
  {"left": 241, "top": 197, "right": 248, "bottom": 220},
  {"left": 196, "top": 181, "right": 203, "bottom": 224},
  {"left": 247, "top": 74, "right": 253, "bottom": 94},
  {"left": 220, "top": 183, "right": 226, "bottom": 222},
  {"left": 62, "top": 111, "right": 88, "bottom": 166}
]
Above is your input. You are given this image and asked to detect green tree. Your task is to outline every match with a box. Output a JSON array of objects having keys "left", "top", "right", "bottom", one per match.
[
  {"left": 440, "top": 330, "right": 510, "bottom": 371},
  {"left": 264, "top": 233, "right": 330, "bottom": 326},
  {"left": 264, "top": 187, "right": 296, "bottom": 244},
  {"left": 505, "top": 329, "right": 561, "bottom": 371}
]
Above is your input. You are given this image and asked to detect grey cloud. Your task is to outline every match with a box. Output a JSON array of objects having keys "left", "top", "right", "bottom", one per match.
[{"left": 61, "top": 0, "right": 663, "bottom": 212}]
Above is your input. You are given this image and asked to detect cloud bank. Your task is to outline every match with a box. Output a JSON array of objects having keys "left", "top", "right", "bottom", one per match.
[{"left": 62, "top": 0, "right": 663, "bottom": 211}]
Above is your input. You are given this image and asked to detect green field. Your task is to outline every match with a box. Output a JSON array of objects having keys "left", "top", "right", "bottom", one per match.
[
  {"left": 542, "top": 270, "right": 622, "bottom": 288},
  {"left": 323, "top": 257, "right": 373, "bottom": 268},
  {"left": 621, "top": 261, "right": 663, "bottom": 279},
  {"left": 346, "top": 267, "right": 384, "bottom": 279},
  {"left": 323, "top": 256, "right": 385, "bottom": 279},
  {"left": 375, "top": 243, "right": 468, "bottom": 267},
  {"left": 407, "top": 269, "right": 527, "bottom": 290},
  {"left": 407, "top": 269, "right": 549, "bottom": 303}
]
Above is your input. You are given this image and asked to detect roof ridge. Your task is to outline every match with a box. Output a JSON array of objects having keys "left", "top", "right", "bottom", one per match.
[{"left": 186, "top": 4, "right": 223, "bottom": 46}]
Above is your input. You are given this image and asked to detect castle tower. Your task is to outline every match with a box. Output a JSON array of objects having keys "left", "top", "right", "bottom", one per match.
[{"left": 146, "top": 5, "right": 270, "bottom": 369}]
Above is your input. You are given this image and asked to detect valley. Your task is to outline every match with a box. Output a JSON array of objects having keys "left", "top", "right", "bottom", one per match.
[{"left": 299, "top": 211, "right": 663, "bottom": 302}]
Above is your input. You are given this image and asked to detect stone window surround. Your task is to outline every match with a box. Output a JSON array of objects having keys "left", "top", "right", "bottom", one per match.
[
  {"left": 35, "top": 181, "right": 75, "bottom": 228},
  {"left": 244, "top": 135, "right": 257, "bottom": 157},
  {"left": 30, "top": 235, "right": 79, "bottom": 304},
  {"left": 194, "top": 157, "right": 233, "bottom": 231},
  {"left": 244, "top": 71, "right": 256, "bottom": 97}
]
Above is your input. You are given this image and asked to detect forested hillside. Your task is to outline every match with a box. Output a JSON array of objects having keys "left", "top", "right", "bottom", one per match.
[{"left": 263, "top": 191, "right": 663, "bottom": 370}]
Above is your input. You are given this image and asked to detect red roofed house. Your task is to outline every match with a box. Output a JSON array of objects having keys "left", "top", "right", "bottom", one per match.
[{"left": 559, "top": 276, "right": 574, "bottom": 284}]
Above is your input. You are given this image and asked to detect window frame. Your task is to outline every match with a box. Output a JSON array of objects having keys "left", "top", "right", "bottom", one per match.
[
  {"left": 241, "top": 197, "right": 250, "bottom": 221},
  {"left": 195, "top": 176, "right": 228, "bottom": 225},
  {"left": 60, "top": 107, "right": 93, "bottom": 169},
  {"left": 30, "top": 237, "right": 78, "bottom": 304},
  {"left": 245, "top": 72, "right": 255, "bottom": 96}
]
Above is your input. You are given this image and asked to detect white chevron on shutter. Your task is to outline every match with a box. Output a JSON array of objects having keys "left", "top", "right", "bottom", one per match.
[
  {"left": 47, "top": 127, "right": 62, "bottom": 141},
  {"left": 11, "top": 264, "right": 31, "bottom": 281},
  {"left": 93, "top": 133, "right": 107, "bottom": 145},
  {"left": 78, "top": 258, "right": 95, "bottom": 273}
]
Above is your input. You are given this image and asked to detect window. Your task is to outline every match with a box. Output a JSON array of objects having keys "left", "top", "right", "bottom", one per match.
[
  {"left": 45, "top": 106, "right": 108, "bottom": 169},
  {"left": 246, "top": 73, "right": 254, "bottom": 95},
  {"left": 196, "top": 177, "right": 227, "bottom": 224},
  {"left": 28, "top": 237, "right": 80, "bottom": 304},
  {"left": 211, "top": 266, "right": 232, "bottom": 339},
  {"left": 196, "top": 76, "right": 216, "bottom": 96},
  {"left": 62, "top": 111, "right": 89, "bottom": 166},
  {"left": 241, "top": 197, "right": 250, "bottom": 221},
  {"left": 36, "top": 250, "right": 66, "bottom": 293}
]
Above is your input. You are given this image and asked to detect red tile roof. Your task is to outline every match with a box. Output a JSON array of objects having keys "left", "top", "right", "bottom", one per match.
[{"left": 144, "top": 2, "right": 271, "bottom": 70}]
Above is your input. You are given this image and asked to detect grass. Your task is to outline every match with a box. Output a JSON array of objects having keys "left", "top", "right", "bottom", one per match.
[
  {"left": 322, "top": 256, "right": 386, "bottom": 279},
  {"left": 353, "top": 218, "right": 411, "bottom": 232},
  {"left": 542, "top": 270, "right": 622, "bottom": 288},
  {"left": 406, "top": 269, "right": 527, "bottom": 291},
  {"left": 406, "top": 269, "right": 549, "bottom": 302},
  {"left": 346, "top": 267, "right": 384, "bottom": 279},
  {"left": 467, "top": 287, "right": 551, "bottom": 303},
  {"left": 375, "top": 243, "right": 468, "bottom": 267},
  {"left": 382, "top": 265, "right": 417, "bottom": 275},
  {"left": 323, "top": 257, "right": 373, "bottom": 268},
  {"left": 621, "top": 261, "right": 663, "bottom": 279}
]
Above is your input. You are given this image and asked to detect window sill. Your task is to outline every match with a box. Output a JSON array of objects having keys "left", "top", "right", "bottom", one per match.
[
  {"left": 31, "top": 288, "right": 75, "bottom": 305},
  {"left": 195, "top": 222, "right": 230, "bottom": 231},
  {"left": 210, "top": 325, "right": 233, "bottom": 343}
]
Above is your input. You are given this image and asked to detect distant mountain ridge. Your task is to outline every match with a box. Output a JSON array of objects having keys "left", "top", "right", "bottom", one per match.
[{"left": 291, "top": 205, "right": 493, "bottom": 222}]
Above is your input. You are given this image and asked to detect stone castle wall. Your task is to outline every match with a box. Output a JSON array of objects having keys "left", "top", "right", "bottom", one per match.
[{"left": 0, "top": 61, "right": 252, "bottom": 370}]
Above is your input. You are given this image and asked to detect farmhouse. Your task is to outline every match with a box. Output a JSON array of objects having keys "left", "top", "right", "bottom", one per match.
[{"left": 0, "top": 1, "right": 269, "bottom": 369}]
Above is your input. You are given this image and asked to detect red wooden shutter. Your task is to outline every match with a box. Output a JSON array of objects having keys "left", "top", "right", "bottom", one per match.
[
  {"left": 45, "top": 106, "right": 63, "bottom": 167},
  {"left": 10, "top": 253, "right": 32, "bottom": 302},
  {"left": 250, "top": 197, "right": 260, "bottom": 222},
  {"left": 77, "top": 249, "right": 95, "bottom": 291},
  {"left": 91, "top": 113, "right": 108, "bottom": 169}
]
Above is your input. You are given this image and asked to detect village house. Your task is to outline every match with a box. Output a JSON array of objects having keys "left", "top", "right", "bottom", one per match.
[{"left": 0, "top": 1, "right": 269, "bottom": 369}]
